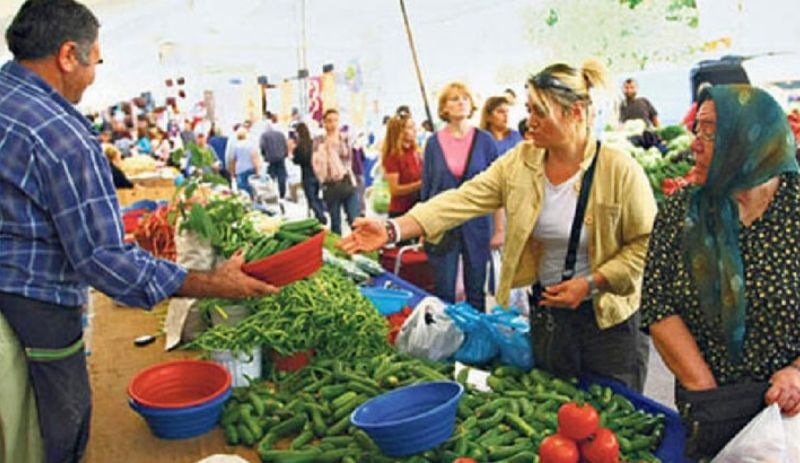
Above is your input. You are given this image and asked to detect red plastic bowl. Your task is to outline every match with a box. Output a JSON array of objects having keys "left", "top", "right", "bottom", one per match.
[
  {"left": 270, "top": 349, "right": 314, "bottom": 372},
  {"left": 242, "top": 231, "right": 325, "bottom": 286},
  {"left": 128, "top": 359, "right": 231, "bottom": 409}
]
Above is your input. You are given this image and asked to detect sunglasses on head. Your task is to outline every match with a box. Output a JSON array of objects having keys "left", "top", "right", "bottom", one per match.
[{"left": 529, "top": 72, "right": 575, "bottom": 94}]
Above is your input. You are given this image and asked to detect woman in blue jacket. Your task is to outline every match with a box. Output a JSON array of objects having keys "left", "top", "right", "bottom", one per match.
[{"left": 422, "top": 82, "right": 500, "bottom": 311}]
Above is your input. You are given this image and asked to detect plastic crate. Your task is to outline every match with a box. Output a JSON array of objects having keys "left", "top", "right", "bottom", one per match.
[
  {"left": 371, "top": 272, "right": 430, "bottom": 309},
  {"left": 379, "top": 245, "right": 435, "bottom": 294},
  {"left": 580, "top": 374, "right": 693, "bottom": 463}
]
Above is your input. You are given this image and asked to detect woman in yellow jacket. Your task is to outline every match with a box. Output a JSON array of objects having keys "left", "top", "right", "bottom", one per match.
[{"left": 341, "top": 60, "right": 657, "bottom": 390}]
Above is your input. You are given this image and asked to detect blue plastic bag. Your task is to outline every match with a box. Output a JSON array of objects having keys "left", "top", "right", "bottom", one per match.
[
  {"left": 485, "top": 307, "right": 534, "bottom": 371},
  {"left": 445, "top": 303, "right": 498, "bottom": 365}
]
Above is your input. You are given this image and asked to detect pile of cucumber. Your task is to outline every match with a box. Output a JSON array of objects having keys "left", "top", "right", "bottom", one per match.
[
  {"left": 244, "top": 219, "right": 325, "bottom": 263},
  {"left": 219, "top": 355, "right": 667, "bottom": 462}
]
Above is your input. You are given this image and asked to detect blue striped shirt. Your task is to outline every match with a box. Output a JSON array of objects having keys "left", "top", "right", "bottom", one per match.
[{"left": 0, "top": 61, "right": 187, "bottom": 308}]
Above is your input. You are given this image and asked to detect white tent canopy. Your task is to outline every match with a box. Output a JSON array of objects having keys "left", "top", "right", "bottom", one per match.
[
  {"left": 1, "top": 0, "right": 798, "bottom": 128},
  {"left": 1, "top": 0, "right": 535, "bottom": 127}
]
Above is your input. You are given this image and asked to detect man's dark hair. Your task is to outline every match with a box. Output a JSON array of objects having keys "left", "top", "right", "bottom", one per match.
[
  {"left": 5, "top": 0, "right": 100, "bottom": 63},
  {"left": 323, "top": 108, "right": 339, "bottom": 119},
  {"left": 623, "top": 77, "right": 636, "bottom": 85}
]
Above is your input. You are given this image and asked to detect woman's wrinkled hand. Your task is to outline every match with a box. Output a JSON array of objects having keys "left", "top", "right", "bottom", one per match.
[
  {"left": 337, "top": 218, "right": 388, "bottom": 254},
  {"left": 539, "top": 277, "right": 590, "bottom": 309},
  {"left": 766, "top": 365, "right": 800, "bottom": 416}
]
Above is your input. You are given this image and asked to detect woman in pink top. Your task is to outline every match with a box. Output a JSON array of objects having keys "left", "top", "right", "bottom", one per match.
[{"left": 418, "top": 82, "right": 501, "bottom": 311}]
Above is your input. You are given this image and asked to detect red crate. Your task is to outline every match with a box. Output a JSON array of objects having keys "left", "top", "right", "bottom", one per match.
[{"left": 379, "top": 244, "right": 435, "bottom": 294}]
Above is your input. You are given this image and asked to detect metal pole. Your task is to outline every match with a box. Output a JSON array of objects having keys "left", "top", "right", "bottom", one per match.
[
  {"left": 399, "top": 0, "right": 434, "bottom": 124},
  {"left": 298, "top": 0, "right": 309, "bottom": 116}
]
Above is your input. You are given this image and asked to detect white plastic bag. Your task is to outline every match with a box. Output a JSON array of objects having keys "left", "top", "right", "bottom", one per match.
[
  {"left": 395, "top": 297, "right": 464, "bottom": 362},
  {"left": 175, "top": 228, "right": 216, "bottom": 271},
  {"left": 784, "top": 413, "right": 800, "bottom": 462},
  {"left": 486, "top": 250, "right": 502, "bottom": 296},
  {"left": 712, "top": 404, "right": 787, "bottom": 463},
  {"left": 165, "top": 227, "right": 217, "bottom": 350},
  {"left": 486, "top": 249, "right": 530, "bottom": 315}
]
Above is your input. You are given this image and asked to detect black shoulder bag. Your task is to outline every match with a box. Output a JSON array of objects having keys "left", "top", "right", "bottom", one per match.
[
  {"left": 529, "top": 141, "right": 600, "bottom": 377},
  {"left": 676, "top": 379, "right": 770, "bottom": 459}
]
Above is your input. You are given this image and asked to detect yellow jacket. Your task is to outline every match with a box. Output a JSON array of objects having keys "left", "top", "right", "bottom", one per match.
[{"left": 407, "top": 136, "right": 657, "bottom": 328}]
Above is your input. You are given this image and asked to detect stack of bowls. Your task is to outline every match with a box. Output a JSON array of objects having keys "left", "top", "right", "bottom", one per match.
[{"left": 128, "top": 359, "right": 232, "bottom": 439}]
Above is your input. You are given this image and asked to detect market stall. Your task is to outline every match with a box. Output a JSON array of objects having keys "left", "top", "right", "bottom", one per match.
[{"left": 103, "top": 184, "right": 691, "bottom": 462}]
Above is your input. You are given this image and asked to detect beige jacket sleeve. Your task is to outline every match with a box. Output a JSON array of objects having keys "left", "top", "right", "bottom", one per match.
[{"left": 406, "top": 154, "right": 507, "bottom": 243}]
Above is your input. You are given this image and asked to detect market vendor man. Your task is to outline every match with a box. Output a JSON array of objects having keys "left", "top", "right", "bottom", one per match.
[{"left": 0, "top": 1, "right": 278, "bottom": 462}]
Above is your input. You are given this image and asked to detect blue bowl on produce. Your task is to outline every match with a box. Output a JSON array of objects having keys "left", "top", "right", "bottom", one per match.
[
  {"left": 350, "top": 381, "right": 464, "bottom": 457},
  {"left": 358, "top": 287, "right": 413, "bottom": 316},
  {"left": 129, "top": 387, "right": 231, "bottom": 439}
]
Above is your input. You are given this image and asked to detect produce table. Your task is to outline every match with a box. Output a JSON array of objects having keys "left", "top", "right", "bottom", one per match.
[
  {"left": 90, "top": 262, "right": 688, "bottom": 462},
  {"left": 366, "top": 271, "right": 691, "bottom": 462}
]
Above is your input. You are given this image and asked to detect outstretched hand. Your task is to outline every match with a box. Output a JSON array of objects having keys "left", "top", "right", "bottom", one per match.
[{"left": 338, "top": 218, "right": 388, "bottom": 254}]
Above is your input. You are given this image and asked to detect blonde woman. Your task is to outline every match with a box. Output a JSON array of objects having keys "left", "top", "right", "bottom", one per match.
[
  {"left": 341, "top": 62, "right": 656, "bottom": 389},
  {"left": 381, "top": 114, "right": 422, "bottom": 217},
  {"left": 403, "top": 82, "right": 501, "bottom": 311}
]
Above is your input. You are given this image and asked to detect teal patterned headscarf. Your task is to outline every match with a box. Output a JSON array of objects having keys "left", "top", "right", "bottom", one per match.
[{"left": 684, "top": 85, "right": 798, "bottom": 364}]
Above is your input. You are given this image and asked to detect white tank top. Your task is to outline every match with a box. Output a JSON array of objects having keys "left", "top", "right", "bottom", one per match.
[{"left": 532, "top": 170, "right": 591, "bottom": 286}]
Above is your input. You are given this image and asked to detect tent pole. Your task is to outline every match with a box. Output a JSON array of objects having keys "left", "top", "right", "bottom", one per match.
[
  {"left": 399, "top": 0, "right": 434, "bottom": 125},
  {"left": 298, "top": 0, "right": 309, "bottom": 117}
]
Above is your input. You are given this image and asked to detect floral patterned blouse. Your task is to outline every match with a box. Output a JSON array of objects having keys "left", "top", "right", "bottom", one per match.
[{"left": 640, "top": 173, "right": 800, "bottom": 385}]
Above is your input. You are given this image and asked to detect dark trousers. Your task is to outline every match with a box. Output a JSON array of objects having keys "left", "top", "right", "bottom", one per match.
[
  {"left": 267, "top": 160, "right": 287, "bottom": 198},
  {"left": 235, "top": 168, "right": 256, "bottom": 199},
  {"left": 301, "top": 171, "right": 327, "bottom": 223},
  {"left": 323, "top": 190, "right": 359, "bottom": 236},
  {"left": 530, "top": 290, "right": 648, "bottom": 392},
  {"left": 0, "top": 292, "right": 91, "bottom": 463},
  {"left": 426, "top": 229, "right": 487, "bottom": 312}
]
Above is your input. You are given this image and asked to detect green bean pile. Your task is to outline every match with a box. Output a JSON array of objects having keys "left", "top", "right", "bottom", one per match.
[{"left": 186, "top": 265, "right": 392, "bottom": 358}]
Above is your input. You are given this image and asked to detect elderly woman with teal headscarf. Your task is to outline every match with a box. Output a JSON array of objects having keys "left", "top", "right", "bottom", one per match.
[{"left": 641, "top": 85, "right": 800, "bottom": 458}]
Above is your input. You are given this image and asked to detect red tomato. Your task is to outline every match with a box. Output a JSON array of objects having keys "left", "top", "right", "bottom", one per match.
[
  {"left": 538, "top": 433, "right": 580, "bottom": 463},
  {"left": 580, "top": 427, "right": 620, "bottom": 463},
  {"left": 557, "top": 402, "right": 600, "bottom": 441},
  {"left": 452, "top": 458, "right": 477, "bottom": 463}
]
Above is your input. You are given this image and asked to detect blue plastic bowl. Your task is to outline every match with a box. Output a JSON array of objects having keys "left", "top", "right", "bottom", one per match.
[
  {"left": 358, "top": 287, "right": 413, "bottom": 315},
  {"left": 129, "top": 387, "right": 231, "bottom": 439},
  {"left": 350, "top": 381, "right": 464, "bottom": 457},
  {"left": 121, "top": 199, "right": 159, "bottom": 214}
]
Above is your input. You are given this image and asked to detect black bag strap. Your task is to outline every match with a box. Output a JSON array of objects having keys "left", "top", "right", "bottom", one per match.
[{"left": 561, "top": 141, "right": 601, "bottom": 282}]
